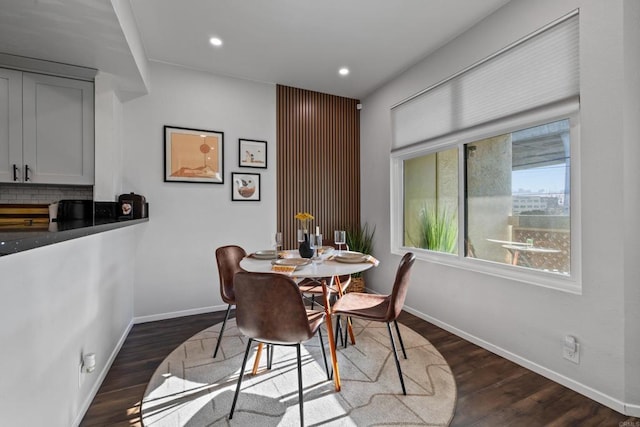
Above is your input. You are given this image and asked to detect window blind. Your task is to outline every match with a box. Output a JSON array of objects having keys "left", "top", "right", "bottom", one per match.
[{"left": 392, "top": 12, "right": 579, "bottom": 149}]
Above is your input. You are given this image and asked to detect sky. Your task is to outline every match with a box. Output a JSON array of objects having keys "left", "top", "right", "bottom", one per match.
[{"left": 512, "top": 164, "right": 568, "bottom": 194}]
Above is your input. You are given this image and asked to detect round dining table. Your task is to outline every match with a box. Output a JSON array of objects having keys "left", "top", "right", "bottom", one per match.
[{"left": 240, "top": 250, "right": 375, "bottom": 392}]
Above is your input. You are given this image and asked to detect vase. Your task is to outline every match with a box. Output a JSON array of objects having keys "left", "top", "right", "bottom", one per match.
[{"left": 298, "top": 233, "right": 314, "bottom": 258}]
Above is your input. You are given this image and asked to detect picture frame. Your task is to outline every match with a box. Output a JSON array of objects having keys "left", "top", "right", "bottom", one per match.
[
  {"left": 238, "top": 138, "right": 267, "bottom": 169},
  {"left": 231, "top": 172, "right": 261, "bottom": 201},
  {"left": 164, "top": 125, "right": 224, "bottom": 183}
]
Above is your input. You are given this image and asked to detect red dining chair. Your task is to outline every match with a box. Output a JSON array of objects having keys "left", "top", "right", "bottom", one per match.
[
  {"left": 331, "top": 252, "right": 415, "bottom": 394},
  {"left": 213, "top": 245, "right": 247, "bottom": 358},
  {"left": 229, "top": 271, "right": 329, "bottom": 426}
]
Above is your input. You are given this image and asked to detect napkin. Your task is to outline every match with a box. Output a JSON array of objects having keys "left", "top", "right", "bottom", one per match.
[
  {"left": 364, "top": 255, "right": 380, "bottom": 266},
  {"left": 271, "top": 264, "right": 296, "bottom": 275}
]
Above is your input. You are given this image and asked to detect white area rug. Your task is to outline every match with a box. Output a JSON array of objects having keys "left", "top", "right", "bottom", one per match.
[{"left": 141, "top": 317, "right": 456, "bottom": 426}]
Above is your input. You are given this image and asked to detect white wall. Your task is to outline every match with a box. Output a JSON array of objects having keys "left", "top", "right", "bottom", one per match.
[
  {"left": 94, "top": 71, "right": 124, "bottom": 201},
  {"left": 361, "top": 0, "right": 640, "bottom": 414},
  {"left": 0, "top": 227, "right": 140, "bottom": 426},
  {"left": 622, "top": 0, "right": 640, "bottom": 408},
  {"left": 121, "top": 62, "right": 277, "bottom": 320}
]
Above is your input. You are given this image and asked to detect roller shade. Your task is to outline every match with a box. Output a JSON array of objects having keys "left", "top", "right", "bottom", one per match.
[{"left": 392, "top": 12, "right": 579, "bottom": 148}]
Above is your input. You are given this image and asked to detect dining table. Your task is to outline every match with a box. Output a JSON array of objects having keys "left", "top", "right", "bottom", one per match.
[
  {"left": 240, "top": 249, "right": 375, "bottom": 392},
  {"left": 486, "top": 238, "right": 561, "bottom": 266}
]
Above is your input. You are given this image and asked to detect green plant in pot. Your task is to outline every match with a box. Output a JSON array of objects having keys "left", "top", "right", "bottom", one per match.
[
  {"left": 413, "top": 204, "right": 457, "bottom": 254},
  {"left": 345, "top": 222, "right": 376, "bottom": 292}
]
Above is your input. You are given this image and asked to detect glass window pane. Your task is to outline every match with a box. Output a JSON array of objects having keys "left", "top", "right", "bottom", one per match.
[
  {"left": 465, "top": 119, "right": 570, "bottom": 274},
  {"left": 403, "top": 148, "right": 458, "bottom": 253}
]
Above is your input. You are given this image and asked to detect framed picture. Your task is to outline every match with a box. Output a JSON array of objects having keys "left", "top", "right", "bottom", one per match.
[
  {"left": 239, "top": 138, "right": 267, "bottom": 168},
  {"left": 231, "top": 172, "right": 261, "bottom": 201},
  {"left": 164, "top": 126, "right": 224, "bottom": 183}
]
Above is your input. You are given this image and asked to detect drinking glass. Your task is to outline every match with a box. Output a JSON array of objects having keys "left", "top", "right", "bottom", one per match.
[
  {"left": 334, "top": 230, "right": 346, "bottom": 254},
  {"left": 274, "top": 232, "right": 282, "bottom": 257},
  {"left": 297, "top": 229, "right": 305, "bottom": 243},
  {"left": 312, "top": 234, "right": 323, "bottom": 264}
]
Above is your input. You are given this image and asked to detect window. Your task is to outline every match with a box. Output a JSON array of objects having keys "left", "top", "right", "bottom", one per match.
[
  {"left": 403, "top": 148, "right": 458, "bottom": 254},
  {"left": 465, "top": 119, "right": 571, "bottom": 275},
  {"left": 390, "top": 12, "right": 580, "bottom": 290}
]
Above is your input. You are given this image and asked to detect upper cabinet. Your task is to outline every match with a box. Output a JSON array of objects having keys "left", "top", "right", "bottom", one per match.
[{"left": 0, "top": 68, "right": 94, "bottom": 185}]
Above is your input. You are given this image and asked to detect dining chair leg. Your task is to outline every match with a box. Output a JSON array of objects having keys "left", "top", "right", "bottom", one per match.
[
  {"left": 230, "top": 338, "right": 253, "bottom": 419},
  {"left": 387, "top": 322, "right": 407, "bottom": 395},
  {"left": 296, "top": 343, "right": 304, "bottom": 427},
  {"left": 393, "top": 320, "right": 407, "bottom": 359},
  {"left": 213, "top": 304, "right": 232, "bottom": 358},
  {"left": 267, "top": 344, "right": 274, "bottom": 369},
  {"left": 317, "top": 328, "right": 330, "bottom": 379},
  {"left": 334, "top": 315, "right": 345, "bottom": 348}
]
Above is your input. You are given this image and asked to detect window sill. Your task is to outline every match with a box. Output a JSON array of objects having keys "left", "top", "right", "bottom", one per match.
[{"left": 394, "top": 246, "right": 581, "bottom": 295}]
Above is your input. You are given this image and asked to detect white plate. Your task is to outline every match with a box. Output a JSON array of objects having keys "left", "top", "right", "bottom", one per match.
[
  {"left": 334, "top": 251, "right": 367, "bottom": 264},
  {"left": 271, "top": 258, "right": 311, "bottom": 269},
  {"left": 253, "top": 250, "right": 277, "bottom": 260}
]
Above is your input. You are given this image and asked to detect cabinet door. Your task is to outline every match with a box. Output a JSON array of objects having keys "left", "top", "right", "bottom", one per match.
[
  {"left": 23, "top": 73, "right": 94, "bottom": 185},
  {"left": 0, "top": 68, "right": 23, "bottom": 183}
]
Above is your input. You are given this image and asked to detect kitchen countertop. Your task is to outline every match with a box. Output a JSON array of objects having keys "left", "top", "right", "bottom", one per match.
[{"left": 0, "top": 217, "right": 148, "bottom": 256}]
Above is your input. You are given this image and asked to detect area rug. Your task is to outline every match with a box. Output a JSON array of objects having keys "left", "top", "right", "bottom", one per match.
[{"left": 141, "top": 317, "right": 456, "bottom": 426}]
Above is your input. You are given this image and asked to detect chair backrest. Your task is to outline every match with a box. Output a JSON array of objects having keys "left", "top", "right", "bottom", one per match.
[
  {"left": 385, "top": 252, "right": 416, "bottom": 322},
  {"left": 215, "top": 245, "right": 247, "bottom": 304},
  {"left": 234, "top": 271, "right": 316, "bottom": 345}
]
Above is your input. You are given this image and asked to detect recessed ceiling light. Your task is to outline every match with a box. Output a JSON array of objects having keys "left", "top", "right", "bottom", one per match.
[
  {"left": 339, "top": 67, "right": 350, "bottom": 76},
  {"left": 209, "top": 37, "right": 223, "bottom": 47}
]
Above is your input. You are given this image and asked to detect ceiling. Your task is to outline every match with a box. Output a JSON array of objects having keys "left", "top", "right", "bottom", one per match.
[{"left": 0, "top": 0, "right": 511, "bottom": 100}]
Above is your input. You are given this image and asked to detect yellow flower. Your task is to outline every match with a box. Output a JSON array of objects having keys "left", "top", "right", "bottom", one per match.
[{"left": 295, "top": 212, "right": 314, "bottom": 231}]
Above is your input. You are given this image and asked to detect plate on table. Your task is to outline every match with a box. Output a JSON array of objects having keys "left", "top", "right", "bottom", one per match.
[
  {"left": 334, "top": 251, "right": 367, "bottom": 263},
  {"left": 253, "top": 250, "right": 277, "bottom": 260},
  {"left": 271, "top": 258, "right": 311, "bottom": 270}
]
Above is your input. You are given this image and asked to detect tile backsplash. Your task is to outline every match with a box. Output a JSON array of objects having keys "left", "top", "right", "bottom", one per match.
[{"left": 0, "top": 184, "right": 93, "bottom": 204}]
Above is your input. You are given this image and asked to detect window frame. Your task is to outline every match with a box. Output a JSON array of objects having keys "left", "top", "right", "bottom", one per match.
[{"left": 391, "top": 100, "right": 581, "bottom": 293}]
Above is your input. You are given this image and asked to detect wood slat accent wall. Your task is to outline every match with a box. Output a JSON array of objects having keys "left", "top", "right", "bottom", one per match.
[{"left": 277, "top": 85, "right": 360, "bottom": 249}]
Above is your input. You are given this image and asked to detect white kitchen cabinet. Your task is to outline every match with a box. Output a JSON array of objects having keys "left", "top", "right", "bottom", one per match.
[
  {"left": 0, "top": 69, "right": 94, "bottom": 185},
  {"left": 0, "top": 68, "right": 23, "bottom": 183}
]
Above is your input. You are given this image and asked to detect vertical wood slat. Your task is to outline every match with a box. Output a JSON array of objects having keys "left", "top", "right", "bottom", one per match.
[{"left": 277, "top": 85, "right": 360, "bottom": 249}]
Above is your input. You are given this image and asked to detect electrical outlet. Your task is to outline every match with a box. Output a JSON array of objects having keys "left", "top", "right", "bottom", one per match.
[{"left": 563, "top": 335, "right": 580, "bottom": 364}]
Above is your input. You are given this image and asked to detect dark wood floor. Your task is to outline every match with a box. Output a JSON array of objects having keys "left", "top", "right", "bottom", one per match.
[{"left": 81, "top": 310, "right": 638, "bottom": 426}]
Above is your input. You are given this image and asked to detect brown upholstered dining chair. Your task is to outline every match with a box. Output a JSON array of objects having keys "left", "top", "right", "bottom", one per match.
[
  {"left": 213, "top": 245, "right": 247, "bottom": 358},
  {"left": 331, "top": 252, "right": 415, "bottom": 395},
  {"left": 229, "top": 271, "right": 329, "bottom": 426}
]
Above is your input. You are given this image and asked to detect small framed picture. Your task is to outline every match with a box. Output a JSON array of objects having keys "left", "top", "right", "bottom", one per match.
[
  {"left": 231, "top": 172, "right": 261, "bottom": 201},
  {"left": 164, "top": 125, "right": 224, "bottom": 184},
  {"left": 239, "top": 139, "right": 267, "bottom": 169}
]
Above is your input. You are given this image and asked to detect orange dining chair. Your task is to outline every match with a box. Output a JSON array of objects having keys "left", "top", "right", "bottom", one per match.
[
  {"left": 213, "top": 245, "right": 247, "bottom": 358},
  {"left": 229, "top": 271, "right": 329, "bottom": 426},
  {"left": 331, "top": 252, "right": 415, "bottom": 395}
]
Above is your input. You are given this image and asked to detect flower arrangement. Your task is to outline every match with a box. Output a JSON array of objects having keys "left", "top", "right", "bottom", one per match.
[{"left": 294, "top": 211, "right": 314, "bottom": 232}]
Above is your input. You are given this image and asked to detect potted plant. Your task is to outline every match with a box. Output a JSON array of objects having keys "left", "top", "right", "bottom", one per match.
[
  {"left": 345, "top": 222, "right": 376, "bottom": 292},
  {"left": 414, "top": 205, "right": 457, "bottom": 253}
]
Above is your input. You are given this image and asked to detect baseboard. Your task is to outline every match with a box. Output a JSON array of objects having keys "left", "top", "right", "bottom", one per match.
[
  {"left": 134, "top": 304, "right": 227, "bottom": 324},
  {"left": 402, "top": 305, "right": 633, "bottom": 416},
  {"left": 73, "top": 318, "right": 135, "bottom": 427},
  {"left": 625, "top": 403, "right": 640, "bottom": 417}
]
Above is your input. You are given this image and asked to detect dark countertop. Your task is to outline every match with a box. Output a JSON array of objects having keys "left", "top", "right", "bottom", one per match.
[{"left": 0, "top": 217, "right": 149, "bottom": 256}]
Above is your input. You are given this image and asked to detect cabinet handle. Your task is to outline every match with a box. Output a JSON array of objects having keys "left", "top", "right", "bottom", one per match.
[
  {"left": 13, "top": 164, "right": 18, "bottom": 181},
  {"left": 25, "top": 165, "right": 31, "bottom": 181}
]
